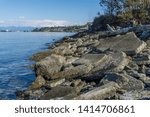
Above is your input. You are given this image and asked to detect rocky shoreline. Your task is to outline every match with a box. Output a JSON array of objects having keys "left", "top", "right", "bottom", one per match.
[{"left": 17, "top": 25, "right": 150, "bottom": 100}]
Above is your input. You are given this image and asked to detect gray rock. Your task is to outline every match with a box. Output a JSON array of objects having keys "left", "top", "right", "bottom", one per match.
[
  {"left": 126, "top": 70, "right": 146, "bottom": 79},
  {"left": 125, "top": 61, "right": 139, "bottom": 71},
  {"left": 122, "top": 74, "right": 145, "bottom": 91},
  {"left": 100, "top": 72, "right": 129, "bottom": 87},
  {"left": 45, "top": 78, "right": 65, "bottom": 88},
  {"left": 108, "top": 52, "right": 129, "bottom": 72},
  {"left": 146, "top": 68, "right": 150, "bottom": 76},
  {"left": 133, "top": 54, "right": 150, "bottom": 65},
  {"left": 70, "top": 79, "right": 82, "bottom": 87},
  {"left": 92, "top": 52, "right": 129, "bottom": 73},
  {"left": 74, "top": 82, "right": 120, "bottom": 100},
  {"left": 29, "top": 75, "right": 46, "bottom": 90},
  {"left": 51, "top": 43, "right": 76, "bottom": 56},
  {"left": 72, "top": 54, "right": 108, "bottom": 66},
  {"left": 144, "top": 79, "right": 150, "bottom": 87},
  {"left": 146, "top": 40, "right": 150, "bottom": 47},
  {"left": 35, "top": 54, "right": 66, "bottom": 79},
  {"left": 51, "top": 64, "right": 93, "bottom": 80},
  {"left": 40, "top": 86, "right": 76, "bottom": 100},
  {"left": 96, "top": 32, "right": 147, "bottom": 55},
  {"left": 140, "top": 30, "right": 150, "bottom": 40},
  {"left": 119, "top": 90, "right": 150, "bottom": 100},
  {"left": 100, "top": 72, "right": 144, "bottom": 91},
  {"left": 133, "top": 53, "right": 150, "bottom": 65}
]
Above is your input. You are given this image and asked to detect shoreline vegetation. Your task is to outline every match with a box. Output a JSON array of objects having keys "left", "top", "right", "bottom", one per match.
[{"left": 17, "top": 0, "right": 150, "bottom": 100}]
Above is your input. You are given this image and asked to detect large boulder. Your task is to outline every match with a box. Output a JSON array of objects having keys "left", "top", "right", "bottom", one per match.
[
  {"left": 100, "top": 72, "right": 129, "bottom": 87},
  {"left": 74, "top": 82, "right": 120, "bottom": 100},
  {"left": 100, "top": 72, "right": 144, "bottom": 92},
  {"left": 50, "top": 64, "right": 93, "bottom": 80},
  {"left": 91, "top": 52, "right": 129, "bottom": 73},
  {"left": 40, "top": 86, "right": 76, "bottom": 100},
  {"left": 51, "top": 43, "right": 76, "bottom": 56},
  {"left": 72, "top": 54, "right": 108, "bottom": 66},
  {"left": 35, "top": 54, "right": 66, "bottom": 79},
  {"left": 96, "top": 32, "right": 147, "bottom": 55}
]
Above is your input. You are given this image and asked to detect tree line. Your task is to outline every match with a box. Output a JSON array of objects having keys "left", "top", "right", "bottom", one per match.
[{"left": 92, "top": 0, "right": 150, "bottom": 30}]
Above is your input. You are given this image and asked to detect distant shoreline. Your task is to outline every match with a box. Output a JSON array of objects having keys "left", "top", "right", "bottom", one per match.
[{"left": 0, "top": 24, "right": 91, "bottom": 33}]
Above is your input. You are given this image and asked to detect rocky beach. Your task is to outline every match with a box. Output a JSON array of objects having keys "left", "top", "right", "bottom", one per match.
[{"left": 17, "top": 25, "right": 150, "bottom": 100}]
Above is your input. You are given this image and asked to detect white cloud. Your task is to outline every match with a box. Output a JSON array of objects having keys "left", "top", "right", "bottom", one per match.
[
  {"left": 0, "top": 19, "right": 70, "bottom": 27},
  {"left": 18, "top": 16, "right": 26, "bottom": 19}
]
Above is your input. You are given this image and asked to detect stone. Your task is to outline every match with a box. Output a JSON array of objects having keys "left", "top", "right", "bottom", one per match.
[
  {"left": 82, "top": 52, "right": 129, "bottom": 81},
  {"left": 108, "top": 52, "right": 129, "bottom": 72},
  {"left": 45, "top": 78, "right": 65, "bottom": 88},
  {"left": 146, "top": 68, "right": 150, "bottom": 76},
  {"left": 30, "top": 50, "right": 51, "bottom": 61},
  {"left": 144, "top": 79, "right": 150, "bottom": 87},
  {"left": 92, "top": 52, "right": 129, "bottom": 73},
  {"left": 119, "top": 91, "right": 142, "bottom": 100},
  {"left": 35, "top": 54, "right": 66, "bottom": 79},
  {"left": 133, "top": 53, "right": 150, "bottom": 65},
  {"left": 133, "top": 54, "right": 150, "bottom": 65},
  {"left": 74, "top": 81, "right": 87, "bottom": 93},
  {"left": 51, "top": 64, "right": 93, "bottom": 80},
  {"left": 76, "top": 47, "right": 88, "bottom": 55},
  {"left": 70, "top": 79, "right": 82, "bottom": 87},
  {"left": 138, "top": 65, "right": 146, "bottom": 74},
  {"left": 100, "top": 72, "right": 129, "bottom": 87},
  {"left": 40, "top": 86, "right": 76, "bottom": 100},
  {"left": 134, "top": 60, "right": 150, "bottom": 65},
  {"left": 146, "top": 40, "right": 150, "bottom": 47},
  {"left": 51, "top": 43, "right": 76, "bottom": 56},
  {"left": 140, "top": 30, "right": 150, "bottom": 40},
  {"left": 122, "top": 74, "right": 145, "bottom": 91},
  {"left": 142, "top": 47, "right": 150, "bottom": 54},
  {"left": 29, "top": 76, "right": 46, "bottom": 90},
  {"left": 126, "top": 70, "right": 146, "bottom": 79},
  {"left": 65, "top": 56, "right": 79, "bottom": 64},
  {"left": 72, "top": 54, "right": 108, "bottom": 66},
  {"left": 74, "top": 82, "right": 120, "bottom": 100},
  {"left": 126, "top": 61, "right": 139, "bottom": 71},
  {"left": 119, "top": 90, "right": 150, "bottom": 100},
  {"left": 100, "top": 72, "right": 144, "bottom": 91},
  {"left": 96, "top": 32, "right": 147, "bottom": 55}
]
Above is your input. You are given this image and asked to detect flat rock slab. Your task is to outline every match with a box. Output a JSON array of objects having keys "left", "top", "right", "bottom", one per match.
[
  {"left": 40, "top": 86, "right": 75, "bottom": 100},
  {"left": 51, "top": 64, "right": 93, "bottom": 80},
  {"left": 96, "top": 32, "right": 147, "bottom": 55},
  {"left": 119, "top": 90, "right": 150, "bottom": 100},
  {"left": 91, "top": 52, "right": 129, "bottom": 73},
  {"left": 74, "top": 82, "right": 120, "bottom": 100},
  {"left": 122, "top": 74, "right": 145, "bottom": 91},
  {"left": 100, "top": 72, "right": 144, "bottom": 91},
  {"left": 100, "top": 72, "right": 129, "bottom": 87},
  {"left": 72, "top": 54, "right": 107, "bottom": 66}
]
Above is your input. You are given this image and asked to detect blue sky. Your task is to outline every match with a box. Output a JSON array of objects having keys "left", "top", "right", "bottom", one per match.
[{"left": 0, "top": 0, "right": 101, "bottom": 27}]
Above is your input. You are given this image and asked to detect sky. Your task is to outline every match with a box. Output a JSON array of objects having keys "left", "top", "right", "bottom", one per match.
[{"left": 0, "top": 0, "right": 101, "bottom": 27}]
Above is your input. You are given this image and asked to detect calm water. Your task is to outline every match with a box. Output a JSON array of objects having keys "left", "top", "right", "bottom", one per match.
[{"left": 0, "top": 32, "right": 73, "bottom": 99}]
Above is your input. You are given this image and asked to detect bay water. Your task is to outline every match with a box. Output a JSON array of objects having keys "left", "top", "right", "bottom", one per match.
[{"left": 0, "top": 32, "right": 73, "bottom": 99}]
